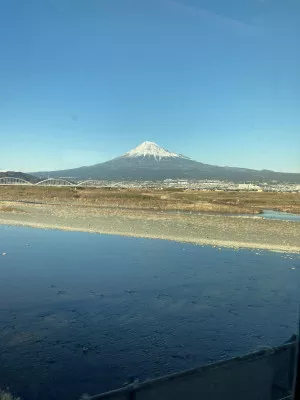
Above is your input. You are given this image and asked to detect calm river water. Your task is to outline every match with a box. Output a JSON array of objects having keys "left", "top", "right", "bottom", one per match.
[{"left": 0, "top": 226, "right": 299, "bottom": 400}]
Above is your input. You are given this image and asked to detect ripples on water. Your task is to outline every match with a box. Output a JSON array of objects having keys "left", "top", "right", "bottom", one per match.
[{"left": 0, "top": 226, "right": 299, "bottom": 400}]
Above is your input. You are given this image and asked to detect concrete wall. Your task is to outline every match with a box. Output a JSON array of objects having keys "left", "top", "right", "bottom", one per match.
[{"left": 89, "top": 342, "right": 296, "bottom": 400}]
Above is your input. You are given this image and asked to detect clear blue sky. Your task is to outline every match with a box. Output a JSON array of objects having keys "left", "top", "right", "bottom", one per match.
[{"left": 0, "top": 0, "right": 299, "bottom": 173}]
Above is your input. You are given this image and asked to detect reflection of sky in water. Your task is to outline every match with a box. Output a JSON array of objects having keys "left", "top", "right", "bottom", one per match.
[
  {"left": 0, "top": 226, "right": 299, "bottom": 400},
  {"left": 262, "top": 210, "right": 300, "bottom": 222}
]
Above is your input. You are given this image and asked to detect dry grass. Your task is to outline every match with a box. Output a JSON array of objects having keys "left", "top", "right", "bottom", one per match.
[
  {"left": 0, "top": 206, "right": 25, "bottom": 213},
  {"left": 0, "top": 390, "right": 21, "bottom": 400},
  {"left": 0, "top": 186, "right": 299, "bottom": 214}
]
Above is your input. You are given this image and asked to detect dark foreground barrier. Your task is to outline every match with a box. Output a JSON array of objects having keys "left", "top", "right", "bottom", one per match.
[{"left": 83, "top": 341, "right": 296, "bottom": 400}]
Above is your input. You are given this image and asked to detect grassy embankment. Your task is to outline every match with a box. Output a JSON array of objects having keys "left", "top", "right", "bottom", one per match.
[{"left": 0, "top": 186, "right": 300, "bottom": 214}]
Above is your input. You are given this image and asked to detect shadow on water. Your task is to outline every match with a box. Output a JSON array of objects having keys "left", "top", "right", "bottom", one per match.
[{"left": 0, "top": 226, "right": 299, "bottom": 400}]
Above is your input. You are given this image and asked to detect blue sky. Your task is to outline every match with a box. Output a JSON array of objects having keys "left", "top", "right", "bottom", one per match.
[{"left": 0, "top": 0, "right": 299, "bottom": 172}]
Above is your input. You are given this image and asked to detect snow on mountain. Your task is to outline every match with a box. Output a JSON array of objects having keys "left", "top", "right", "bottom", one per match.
[{"left": 123, "top": 141, "right": 184, "bottom": 160}]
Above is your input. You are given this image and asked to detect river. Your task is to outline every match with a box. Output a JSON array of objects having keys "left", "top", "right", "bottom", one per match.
[{"left": 0, "top": 226, "right": 299, "bottom": 400}]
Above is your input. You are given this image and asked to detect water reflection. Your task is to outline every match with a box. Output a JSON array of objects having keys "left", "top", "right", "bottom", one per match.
[{"left": 262, "top": 209, "right": 300, "bottom": 222}]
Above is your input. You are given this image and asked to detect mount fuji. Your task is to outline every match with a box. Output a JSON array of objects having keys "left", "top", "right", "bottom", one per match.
[
  {"left": 32, "top": 141, "right": 300, "bottom": 183},
  {"left": 123, "top": 141, "right": 188, "bottom": 160}
]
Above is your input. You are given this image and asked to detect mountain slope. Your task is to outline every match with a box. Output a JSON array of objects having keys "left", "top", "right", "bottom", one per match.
[{"left": 32, "top": 141, "right": 300, "bottom": 183}]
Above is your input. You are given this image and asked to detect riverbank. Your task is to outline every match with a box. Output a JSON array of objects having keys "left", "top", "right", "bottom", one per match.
[
  {"left": 1, "top": 201, "right": 300, "bottom": 253},
  {"left": 1, "top": 186, "right": 300, "bottom": 214}
]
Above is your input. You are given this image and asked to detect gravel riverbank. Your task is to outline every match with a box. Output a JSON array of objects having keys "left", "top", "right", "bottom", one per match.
[{"left": 0, "top": 201, "right": 300, "bottom": 253}]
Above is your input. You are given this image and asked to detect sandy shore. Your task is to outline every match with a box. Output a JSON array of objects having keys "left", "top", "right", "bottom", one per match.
[{"left": 1, "top": 201, "right": 300, "bottom": 253}]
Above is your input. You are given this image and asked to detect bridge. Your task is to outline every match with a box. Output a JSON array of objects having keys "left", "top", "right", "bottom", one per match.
[
  {"left": 77, "top": 180, "right": 108, "bottom": 187},
  {"left": 0, "top": 177, "right": 33, "bottom": 185},
  {"left": 0, "top": 177, "right": 106, "bottom": 187},
  {"left": 35, "top": 178, "right": 75, "bottom": 186}
]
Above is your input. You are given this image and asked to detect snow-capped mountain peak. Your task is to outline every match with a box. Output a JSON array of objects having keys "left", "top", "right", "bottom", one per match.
[{"left": 124, "top": 141, "right": 183, "bottom": 160}]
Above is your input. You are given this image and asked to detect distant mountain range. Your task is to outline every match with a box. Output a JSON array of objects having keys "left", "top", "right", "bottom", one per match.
[{"left": 31, "top": 141, "right": 300, "bottom": 183}]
